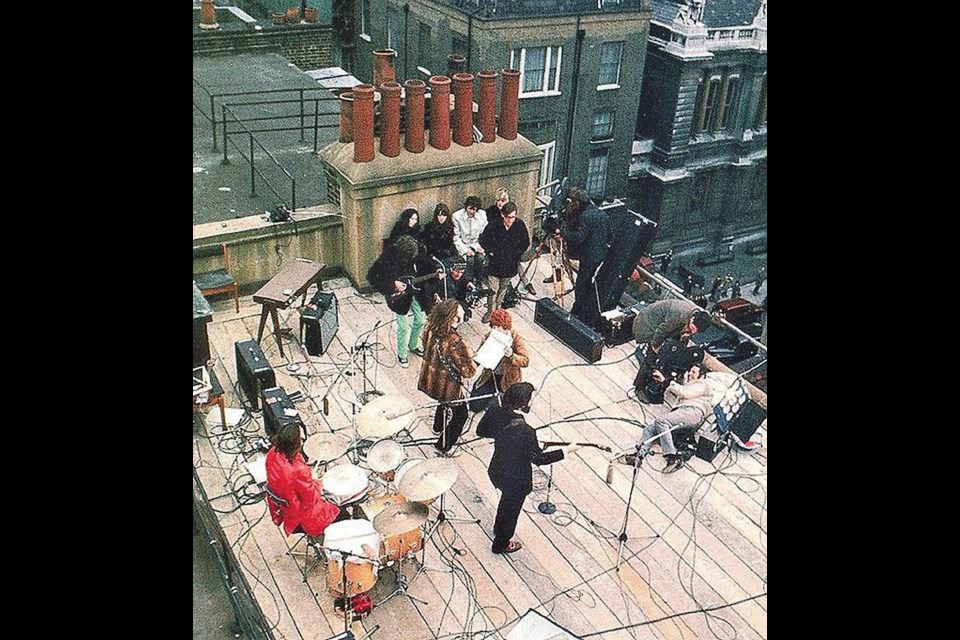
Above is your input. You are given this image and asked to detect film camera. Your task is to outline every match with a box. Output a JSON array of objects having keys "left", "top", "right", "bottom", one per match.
[
  {"left": 534, "top": 177, "right": 569, "bottom": 242},
  {"left": 641, "top": 338, "right": 706, "bottom": 404}
]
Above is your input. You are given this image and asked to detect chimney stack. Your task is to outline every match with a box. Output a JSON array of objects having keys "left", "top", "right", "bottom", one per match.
[
  {"left": 379, "top": 82, "right": 402, "bottom": 158},
  {"left": 404, "top": 80, "right": 426, "bottom": 154},
  {"left": 499, "top": 68, "right": 520, "bottom": 141},
  {"left": 372, "top": 50, "right": 397, "bottom": 89},
  {"left": 477, "top": 70, "right": 497, "bottom": 143},
  {"left": 429, "top": 76, "right": 452, "bottom": 151},
  {"left": 447, "top": 54, "right": 467, "bottom": 77},
  {"left": 451, "top": 73, "right": 475, "bottom": 147},
  {"left": 352, "top": 84, "right": 375, "bottom": 163},
  {"left": 338, "top": 91, "right": 354, "bottom": 143},
  {"left": 199, "top": 0, "right": 219, "bottom": 30}
]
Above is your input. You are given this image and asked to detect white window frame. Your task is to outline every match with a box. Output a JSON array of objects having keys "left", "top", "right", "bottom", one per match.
[
  {"left": 586, "top": 150, "right": 609, "bottom": 197},
  {"left": 717, "top": 73, "right": 740, "bottom": 131},
  {"left": 591, "top": 109, "right": 615, "bottom": 142},
  {"left": 359, "top": 0, "right": 371, "bottom": 42},
  {"left": 510, "top": 46, "right": 563, "bottom": 98},
  {"left": 536, "top": 141, "right": 557, "bottom": 188},
  {"left": 597, "top": 42, "right": 623, "bottom": 91}
]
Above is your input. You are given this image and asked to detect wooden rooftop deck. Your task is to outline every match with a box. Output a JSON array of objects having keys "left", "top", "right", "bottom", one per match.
[{"left": 192, "top": 273, "right": 768, "bottom": 640}]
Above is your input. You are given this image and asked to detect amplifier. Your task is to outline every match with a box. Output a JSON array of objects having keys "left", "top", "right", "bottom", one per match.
[
  {"left": 261, "top": 386, "right": 304, "bottom": 439},
  {"left": 300, "top": 291, "right": 339, "bottom": 356},
  {"left": 534, "top": 297, "right": 604, "bottom": 363},
  {"left": 594, "top": 209, "right": 657, "bottom": 313},
  {"left": 193, "top": 282, "right": 214, "bottom": 368},
  {"left": 695, "top": 428, "right": 727, "bottom": 462},
  {"left": 727, "top": 400, "right": 767, "bottom": 442},
  {"left": 235, "top": 339, "right": 276, "bottom": 410}
]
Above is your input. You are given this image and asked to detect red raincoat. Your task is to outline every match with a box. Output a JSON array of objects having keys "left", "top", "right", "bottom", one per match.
[{"left": 265, "top": 448, "right": 340, "bottom": 537}]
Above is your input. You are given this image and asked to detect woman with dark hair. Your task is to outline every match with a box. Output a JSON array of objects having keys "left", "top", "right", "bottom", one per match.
[
  {"left": 265, "top": 424, "right": 341, "bottom": 537},
  {"left": 388, "top": 208, "right": 422, "bottom": 244},
  {"left": 421, "top": 202, "right": 456, "bottom": 260},
  {"left": 418, "top": 299, "right": 477, "bottom": 452}
]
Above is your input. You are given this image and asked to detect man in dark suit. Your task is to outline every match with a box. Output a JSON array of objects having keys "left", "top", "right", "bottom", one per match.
[
  {"left": 485, "top": 383, "right": 577, "bottom": 554},
  {"left": 561, "top": 187, "right": 610, "bottom": 329}
]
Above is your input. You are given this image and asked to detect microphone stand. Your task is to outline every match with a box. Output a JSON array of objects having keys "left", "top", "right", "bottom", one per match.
[{"left": 538, "top": 464, "right": 557, "bottom": 514}]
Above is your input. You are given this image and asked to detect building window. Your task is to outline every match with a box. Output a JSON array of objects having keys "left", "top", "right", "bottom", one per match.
[
  {"left": 592, "top": 110, "right": 614, "bottom": 141},
  {"left": 360, "top": 0, "right": 371, "bottom": 39},
  {"left": 418, "top": 23, "right": 432, "bottom": 74},
  {"left": 598, "top": 42, "right": 623, "bottom": 88},
  {"left": 537, "top": 141, "right": 557, "bottom": 189},
  {"left": 694, "top": 74, "right": 722, "bottom": 135},
  {"left": 754, "top": 75, "right": 767, "bottom": 128},
  {"left": 716, "top": 76, "right": 740, "bottom": 131},
  {"left": 511, "top": 46, "right": 562, "bottom": 97},
  {"left": 387, "top": 12, "right": 399, "bottom": 50},
  {"left": 586, "top": 150, "right": 609, "bottom": 197}
]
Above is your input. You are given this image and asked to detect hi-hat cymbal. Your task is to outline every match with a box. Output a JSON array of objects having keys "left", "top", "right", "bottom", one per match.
[
  {"left": 356, "top": 395, "right": 416, "bottom": 439},
  {"left": 303, "top": 433, "right": 351, "bottom": 462},
  {"left": 397, "top": 458, "right": 459, "bottom": 502},
  {"left": 366, "top": 439, "right": 406, "bottom": 472},
  {"left": 373, "top": 501, "right": 430, "bottom": 536}
]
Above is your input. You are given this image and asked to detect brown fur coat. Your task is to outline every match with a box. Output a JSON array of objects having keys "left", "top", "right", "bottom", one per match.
[
  {"left": 474, "top": 329, "right": 529, "bottom": 392},
  {"left": 418, "top": 328, "right": 477, "bottom": 401}
]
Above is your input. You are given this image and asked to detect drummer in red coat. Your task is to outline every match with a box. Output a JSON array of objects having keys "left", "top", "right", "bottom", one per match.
[{"left": 266, "top": 424, "right": 341, "bottom": 537}]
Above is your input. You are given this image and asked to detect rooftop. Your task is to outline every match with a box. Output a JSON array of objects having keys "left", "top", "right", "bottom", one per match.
[
  {"left": 193, "top": 257, "right": 768, "bottom": 640},
  {"left": 651, "top": 0, "right": 763, "bottom": 28},
  {"left": 441, "top": 0, "right": 649, "bottom": 20}
]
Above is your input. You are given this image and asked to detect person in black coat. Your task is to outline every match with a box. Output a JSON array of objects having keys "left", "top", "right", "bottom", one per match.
[
  {"left": 388, "top": 208, "right": 422, "bottom": 245},
  {"left": 485, "top": 383, "right": 577, "bottom": 554},
  {"left": 421, "top": 202, "right": 456, "bottom": 260},
  {"left": 478, "top": 201, "right": 530, "bottom": 323},
  {"left": 562, "top": 187, "right": 610, "bottom": 329}
]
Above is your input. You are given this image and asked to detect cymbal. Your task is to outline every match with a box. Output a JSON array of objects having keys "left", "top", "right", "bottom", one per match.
[
  {"left": 356, "top": 395, "right": 416, "bottom": 439},
  {"left": 366, "top": 439, "right": 406, "bottom": 472},
  {"left": 303, "top": 433, "right": 351, "bottom": 462},
  {"left": 373, "top": 501, "right": 430, "bottom": 536},
  {"left": 397, "top": 458, "right": 459, "bottom": 502}
]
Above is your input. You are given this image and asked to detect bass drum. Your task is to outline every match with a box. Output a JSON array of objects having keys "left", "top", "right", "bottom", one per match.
[{"left": 323, "top": 519, "right": 381, "bottom": 597}]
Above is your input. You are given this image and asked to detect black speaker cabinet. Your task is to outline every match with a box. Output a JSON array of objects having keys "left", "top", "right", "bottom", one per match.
[
  {"left": 727, "top": 400, "right": 767, "bottom": 442},
  {"left": 695, "top": 429, "right": 727, "bottom": 462},
  {"left": 235, "top": 339, "right": 275, "bottom": 410},
  {"left": 595, "top": 209, "right": 657, "bottom": 313},
  {"left": 261, "top": 386, "right": 304, "bottom": 439},
  {"left": 300, "top": 291, "right": 339, "bottom": 356},
  {"left": 599, "top": 305, "right": 641, "bottom": 347},
  {"left": 534, "top": 297, "right": 604, "bottom": 363}
]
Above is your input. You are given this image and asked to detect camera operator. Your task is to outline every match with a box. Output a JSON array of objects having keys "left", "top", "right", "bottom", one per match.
[
  {"left": 640, "top": 337, "right": 704, "bottom": 404},
  {"left": 631, "top": 299, "right": 712, "bottom": 400},
  {"left": 559, "top": 187, "right": 610, "bottom": 329}
]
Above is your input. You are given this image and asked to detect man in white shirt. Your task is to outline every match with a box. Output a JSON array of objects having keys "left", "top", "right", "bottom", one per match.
[
  {"left": 636, "top": 365, "right": 727, "bottom": 472},
  {"left": 452, "top": 195, "right": 489, "bottom": 312}
]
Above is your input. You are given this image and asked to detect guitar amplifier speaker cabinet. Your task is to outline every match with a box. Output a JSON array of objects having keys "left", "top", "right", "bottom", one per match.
[
  {"left": 235, "top": 339, "right": 275, "bottom": 410},
  {"left": 300, "top": 291, "right": 339, "bottom": 356},
  {"left": 727, "top": 400, "right": 767, "bottom": 442},
  {"left": 193, "top": 282, "right": 214, "bottom": 368},
  {"left": 261, "top": 386, "right": 304, "bottom": 439},
  {"left": 534, "top": 297, "right": 604, "bottom": 363},
  {"left": 599, "top": 304, "right": 642, "bottom": 347},
  {"left": 695, "top": 429, "right": 727, "bottom": 462}
]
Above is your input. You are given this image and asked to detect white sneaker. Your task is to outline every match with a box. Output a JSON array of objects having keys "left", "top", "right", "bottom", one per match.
[{"left": 398, "top": 357, "right": 409, "bottom": 368}]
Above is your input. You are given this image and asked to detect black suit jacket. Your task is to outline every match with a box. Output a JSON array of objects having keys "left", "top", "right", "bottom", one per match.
[
  {"left": 487, "top": 416, "right": 564, "bottom": 495},
  {"left": 564, "top": 205, "right": 610, "bottom": 265},
  {"left": 476, "top": 405, "right": 516, "bottom": 440}
]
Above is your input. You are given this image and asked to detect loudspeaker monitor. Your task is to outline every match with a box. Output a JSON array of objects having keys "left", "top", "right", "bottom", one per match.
[
  {"left": 534, "top": 297, "right": 604, "bottom": 363},
  {"left": 300, "top": 291, "right": 339, "bottom": 356},
  {"left": 727, "top": 400, "right": 766, "bottom": 442},
  {"left": 594, "top": 208, "right": 657, "bottom": 313}
]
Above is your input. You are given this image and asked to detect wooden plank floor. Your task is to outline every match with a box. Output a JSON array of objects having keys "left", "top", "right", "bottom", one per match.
[{"left": 193, "top": 273, "right": 768, "bottom": 640}]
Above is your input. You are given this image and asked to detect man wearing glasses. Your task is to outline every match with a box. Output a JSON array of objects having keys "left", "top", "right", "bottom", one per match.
[{"left": 478, "top": 201, "right": 530, "bottom": 323}]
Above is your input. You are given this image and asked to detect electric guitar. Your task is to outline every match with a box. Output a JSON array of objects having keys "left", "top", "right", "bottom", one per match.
[
  {"left": 389, "top": 260, "right": 467, "bottom": 299},
  {"left": 540, "top": 440, "right": 613, "bottom": 453}
]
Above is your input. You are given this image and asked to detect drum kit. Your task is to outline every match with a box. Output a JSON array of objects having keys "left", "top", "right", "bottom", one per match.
[{"left": 297, "top": 395, "right": 464, "bottom": 624}]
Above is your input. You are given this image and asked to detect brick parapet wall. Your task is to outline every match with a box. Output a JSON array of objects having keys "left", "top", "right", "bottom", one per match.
[{"left": 193, "top": 25, "right": 333, "bottom": 71}]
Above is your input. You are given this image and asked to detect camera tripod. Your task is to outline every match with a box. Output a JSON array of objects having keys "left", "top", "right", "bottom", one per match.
[{"left": 520, "top": 234, "right": 577, "bottom": 304}]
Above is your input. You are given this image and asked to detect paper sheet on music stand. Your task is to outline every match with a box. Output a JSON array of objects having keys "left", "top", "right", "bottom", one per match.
[
  {"left": 193, "top": 366, "right": 212, "bottom": 397},
  {"left": 205, "top": 407, "right": 247, "bottom": 428},
  {"left": 475, "top": 329, "right": 512, "bottom": 369}
]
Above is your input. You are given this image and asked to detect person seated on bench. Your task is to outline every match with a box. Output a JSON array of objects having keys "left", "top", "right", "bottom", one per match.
[
  {"left": 266, "top": 423, "right": 341, "bottom": 536},
  {"left": 636, "top": 365, "right": 727, "bottom": 473}
]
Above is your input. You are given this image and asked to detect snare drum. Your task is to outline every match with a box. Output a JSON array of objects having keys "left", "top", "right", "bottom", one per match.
[
  {"left": 322, "top": 463, "right": 371, "bottom": 507},
  {"left": 366, "top": 439, "right": 406, "bottom": 483},
  {"left": 323, "top": 519, "right": 381, "bottom": 597}
]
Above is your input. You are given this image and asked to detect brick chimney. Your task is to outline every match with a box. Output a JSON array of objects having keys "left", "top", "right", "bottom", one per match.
[
  {"left": 499, "top": 69, "right": 520, "bottom": 141},
  {"left": 428, "top": 76, "right": 451, "bottom": 151},
  {"left": 373, "top": 50, "right": 397, "bottom": 89},
  {"left": 338, "top": 91, "right": 354, "bottom": 143},
  {"left": 477, "top": 70, "right": 497, "bottom": 143},
  {"left": 404, "top": 80, "right": 426, "bottom": 154},
  {"left": 352, "top": 84, "right": 375, "bottom": 163},
  {"left": 451, "top": 73, "right": 474, "bottom": 147},
  {"left": 447, "top": 54, "right": 467, "bottom": 77},
  {"left": 199, "top": 0, "right": 219, "bottom": 30},
  {"left": 379, "top": 82, "right": 402, "bottom": 158}
]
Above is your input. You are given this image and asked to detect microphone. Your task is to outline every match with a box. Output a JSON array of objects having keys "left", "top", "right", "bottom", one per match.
[
  {"left": 384, "top": 407, "right": 414, "bottom": 421},
  {"left": 605, "top": 461, "right": 614, "bottom": 485}
]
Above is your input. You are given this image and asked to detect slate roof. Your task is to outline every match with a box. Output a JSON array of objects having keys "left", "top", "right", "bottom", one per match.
[{"left": 651, "top": 0, "right": 762, "bottom": 28}]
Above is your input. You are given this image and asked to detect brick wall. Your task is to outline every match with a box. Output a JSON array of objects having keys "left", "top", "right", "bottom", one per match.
[{"left": 193, "top": 25, "right": 334, "bottom": 71}]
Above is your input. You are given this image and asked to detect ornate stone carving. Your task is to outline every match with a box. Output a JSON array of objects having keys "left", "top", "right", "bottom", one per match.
[{"left": 677, "top": 0, "right": 705, "bottom": 26}]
